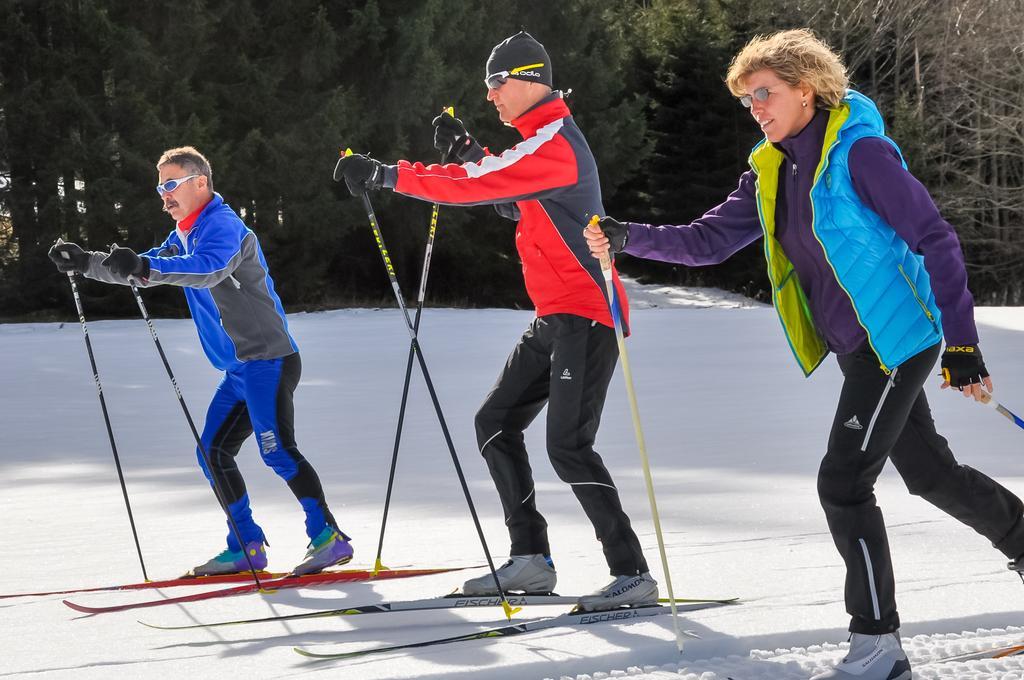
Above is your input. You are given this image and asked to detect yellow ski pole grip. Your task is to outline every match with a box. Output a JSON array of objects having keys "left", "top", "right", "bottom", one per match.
[
  {"left": 588, "top": 214, "right": 614, "bottom": 277},
  {"left": 333, "top": 148, "right": 355, "bottom": 183}
]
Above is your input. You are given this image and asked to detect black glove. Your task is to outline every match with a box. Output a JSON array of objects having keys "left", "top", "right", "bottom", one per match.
[
  {"left": 48, "top": 241, "right": 91, "bottom": 273},
  {"left": 941, "top": 344, "right": 989, "bottom": 390},
  {"left": 102, "top": 246, "right": 149, "bottom": 279},
  {"left": 432, "top": 112, "right": 484, "bottom": 163},
  {"left": 333, "top": 153, "right": 385, "bottom": 197},
  {"left": 598, "top": 216, "right": 629, "bottom": 253}
]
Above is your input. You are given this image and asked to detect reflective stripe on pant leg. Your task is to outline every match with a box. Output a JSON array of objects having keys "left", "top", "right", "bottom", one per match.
[
  {"left": 859, "top": 538, "right": 882, "bottom": 620},
  {"left": 520, "top": 486, "right": 535, "bottom": 505},
  {"left": 861, "top": 367, "right": 899, "bottom": 452},
  {"left": 569, "top": 481, "right": 618, "bottom": 491},
  {"left": 479, "top": 428, "right": 538, "bottom": 518},
  {"left": 479, "top": 429, "right": 503, "bottom": 455}
]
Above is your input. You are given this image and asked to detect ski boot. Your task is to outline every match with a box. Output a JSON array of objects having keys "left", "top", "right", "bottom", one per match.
[
  {"left": 1008, "top": 554, "right": 1024, "bottom": 583},
  {"left": 575, "top": 572, "right": 659, "bottom": 611},
  {"left": 291, "top": 526, "right": 353, "bottom": 576},
  {"left": 810, "top": 632, "right": 911, "bottom": 680},
  {"left": 462, "top": 554, "right": 556, "bottom": 595},
  {"left": 188, "top": 541, "right": 267, "bottom": 577}
]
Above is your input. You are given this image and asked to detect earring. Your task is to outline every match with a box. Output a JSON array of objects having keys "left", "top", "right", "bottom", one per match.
[{"left": 802, "top": 99, "right": 808, "bottom": 108}]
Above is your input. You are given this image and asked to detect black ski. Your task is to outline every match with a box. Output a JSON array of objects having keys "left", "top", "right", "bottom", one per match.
[
  {"left": 140, "top": 593, "right": 737, "bottom": 630},
  {"left": 293, "top": 600, "right": 735, "bottom": 660}
]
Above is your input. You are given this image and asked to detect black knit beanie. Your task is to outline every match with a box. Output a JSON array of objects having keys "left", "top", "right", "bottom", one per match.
[{"left": 485, "top": 31, "right": 552, "bottom": 88}]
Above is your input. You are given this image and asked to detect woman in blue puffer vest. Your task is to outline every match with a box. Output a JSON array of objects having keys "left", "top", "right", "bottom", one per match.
[{"left": 585, "top": 28, "right": 1024, "bottom": 680}]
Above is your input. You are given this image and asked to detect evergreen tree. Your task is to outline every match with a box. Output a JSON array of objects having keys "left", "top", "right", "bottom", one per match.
[{"left": 610, "top": 0, "right": 770, "bottom": 300}]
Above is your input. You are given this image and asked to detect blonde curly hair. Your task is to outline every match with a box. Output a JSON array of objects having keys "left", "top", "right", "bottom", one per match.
[{"left": 725, "top": 29, "right": 848, "bottom": 109}]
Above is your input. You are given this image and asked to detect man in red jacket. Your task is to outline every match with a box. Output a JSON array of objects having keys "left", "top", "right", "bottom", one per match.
[{"left": 335, "top": 31, "right": 655, "bottom": 611}]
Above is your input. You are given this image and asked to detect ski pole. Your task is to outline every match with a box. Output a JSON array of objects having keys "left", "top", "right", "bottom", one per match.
[
  {"left": 122, "top": 266, "right": 264, "bottom": 589},
  {"left": 977, "top": 391, "right": 1024, "bottom": 430},
  {"left": 56, "top": 245, "right": 150, "bottom": 582},
  {"left": 588, "top": 215, "right": 686, "bottom": 653},
  {"left": 372, "top": 107, "right": 454, "bottom": 576},
  {"left": 341, "top": 150, "right": 517, "bottom": 620}
]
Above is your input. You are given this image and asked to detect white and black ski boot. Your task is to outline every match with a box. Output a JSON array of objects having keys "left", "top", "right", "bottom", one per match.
[
  {"left": 575, "top": 572, "right": 659, "bottom": 611},
  {"left": 810, "top": 632, "right": 912, "bottom": 680},
  {"left": 461, "top": 554, "right": 556, "bottom": 595},
  {"left": 1007, "top": 554, "right": 1024, "bottom": 583}
]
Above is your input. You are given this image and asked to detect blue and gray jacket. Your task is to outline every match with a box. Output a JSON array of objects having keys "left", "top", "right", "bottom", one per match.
[{"left": 84, "top": 193, "right": 297, "bottom": 371}]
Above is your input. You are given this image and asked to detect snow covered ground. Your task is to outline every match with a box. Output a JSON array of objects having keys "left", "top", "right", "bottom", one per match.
[{"left": 3, "top": 277, "right": 1024, "bottom": 679}]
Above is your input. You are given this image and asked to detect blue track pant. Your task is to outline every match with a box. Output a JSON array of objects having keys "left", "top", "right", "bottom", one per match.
[{"left": 197, "top": 353, "right": 344, "bottom": 551}]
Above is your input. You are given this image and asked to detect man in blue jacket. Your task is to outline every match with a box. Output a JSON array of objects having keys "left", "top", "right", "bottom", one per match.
[{"left": 49, "top": 146, "right": 352, "bottom": 577}]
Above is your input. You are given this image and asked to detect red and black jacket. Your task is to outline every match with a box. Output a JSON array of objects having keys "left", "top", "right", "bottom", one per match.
[{"left": 383, "top": 93, "right": 629, "bottom": 331}]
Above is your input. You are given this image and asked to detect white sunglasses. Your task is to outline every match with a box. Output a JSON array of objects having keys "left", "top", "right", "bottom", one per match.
[{"left": 156, "top": 174, "right": 199, "bottom": 196}]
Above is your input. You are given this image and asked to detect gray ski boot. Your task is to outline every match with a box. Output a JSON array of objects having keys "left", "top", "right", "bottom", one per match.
[
  {"left": 1007, "top": 554, "right": 1024, "bottom": 583},
  {"left": 575, "top": 572, "right": 659, "bottom": 611},
  {"left": 461, "top": 554, "right": 556, "bottom": 595}
]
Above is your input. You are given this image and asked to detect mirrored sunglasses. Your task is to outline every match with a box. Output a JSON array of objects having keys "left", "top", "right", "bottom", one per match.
[
  {"left": 739, "top": 87, "right": 774, "bottom": 109},
  {"left": 156, "top": 174, "right": 199, "bottom": 196},
  {"left": 485, "top": 71, "right": 510, "bottom": 89}
]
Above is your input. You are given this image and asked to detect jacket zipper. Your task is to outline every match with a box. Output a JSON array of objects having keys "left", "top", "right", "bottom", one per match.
[
  {"left": 806, "top": 119, "right": 891, "bottom": 374},
  {"left": 897, "top": 263, "right": 938, "bottom": 330}
]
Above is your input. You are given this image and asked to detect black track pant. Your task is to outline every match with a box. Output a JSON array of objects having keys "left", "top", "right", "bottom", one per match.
[
  {"left": 819, "top": 341, "right": 1024, "bottom": 634},
  {"left": 474, "top": 314, "right": 649, "bottom": 576}
]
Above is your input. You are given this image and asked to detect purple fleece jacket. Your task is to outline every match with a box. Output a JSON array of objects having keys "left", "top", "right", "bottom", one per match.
[{"left": 623, "top": 108, "right": 978, "bottom": 354}]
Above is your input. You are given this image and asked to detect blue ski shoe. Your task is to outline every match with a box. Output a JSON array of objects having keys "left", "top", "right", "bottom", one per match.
[
  {"left": 291, "top": 527, "right": 353, "bottom": 576},
  {"left": 189, "top": 541, "right": 268, "bottom": 577}
]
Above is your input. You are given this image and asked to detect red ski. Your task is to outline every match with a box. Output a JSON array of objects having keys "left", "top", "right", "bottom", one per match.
[
  {"left": 62, "top": 566, "right": 474, "bottom": 615},
  {"left": 0, "top": 571, "right": 285, "bottom": 599}
]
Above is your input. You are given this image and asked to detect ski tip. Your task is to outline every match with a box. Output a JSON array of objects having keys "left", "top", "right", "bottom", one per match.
[
  {"left": 658, "top": 596, "right": 740, "bottom": 605},
  {"left": 294, "top": 646, "right": 333, "bottom": 660},
  {"left": 138, "top": 619, "right": 171, "bottom": 630},
  {"left": 62, "top": 599, "right": 95, "bottom": 614}
]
